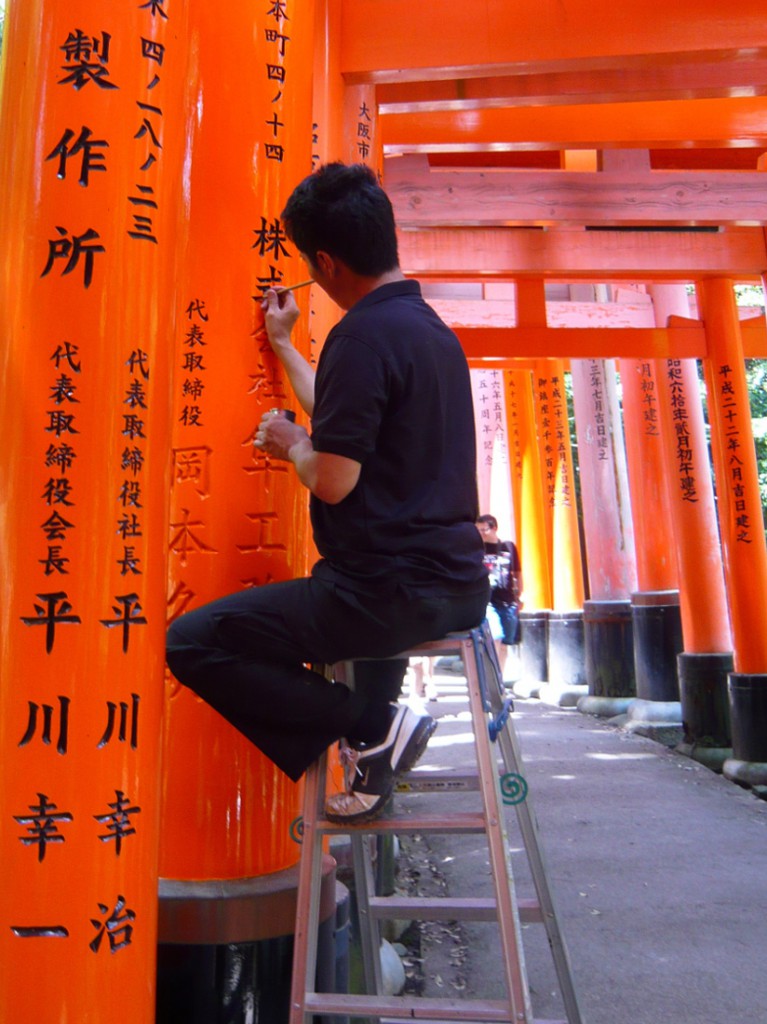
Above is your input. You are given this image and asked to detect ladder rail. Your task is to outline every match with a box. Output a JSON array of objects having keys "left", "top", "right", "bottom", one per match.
[
  {"left": 288, "top": 752, "right": 328, "bottom": 1024},
  {"left": 462, "top": 634, "right": 535, "bottom": 1024},
  {"left": 474, "top": 628, "right": 585, "bottom": 1024}
]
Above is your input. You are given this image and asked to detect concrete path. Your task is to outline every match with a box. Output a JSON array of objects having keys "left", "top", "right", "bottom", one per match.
[{"left": 397, "top": 669, "right": 767, "bottom": 1024}]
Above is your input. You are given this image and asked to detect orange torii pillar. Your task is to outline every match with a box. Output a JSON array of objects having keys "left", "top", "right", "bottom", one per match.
[
  {"left": 471, "top": 367, "right": 514, "bottom": 530},
  {"left": 620, "top": 357, "right": 685, "bottom": 730},
  {"left": 650, "top": 284, "right": 733, "bottom": 769},
  {"left": 532, "top": 358, "right": 587, "bottom": 699},
  {"left": 504, "top": 368, "right": 552, "bottom": 692},
  {"left": 697, "top": 279, "right": 767, "bottom": 791},
  {"left": 515, "top": 281, "right": 553, "bottom": 684},
  {"left": 0, "top": 1, "right": 186, "bottom": 1020},
  {"left": 571, "top": 358, "right": 639, "bottom": 713},
  {"left": 157, "top": 2, "right": 319, "bottom": 1018}
]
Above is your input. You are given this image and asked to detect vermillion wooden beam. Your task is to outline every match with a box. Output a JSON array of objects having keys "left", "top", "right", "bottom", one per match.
[
  {"left": 377, "top": 58, "right": 767, "bottom": 113},
  {"left": 386, "top": 158, "right": 767, "bottom": 226},
  {"left": 339, "top": 0, "right": 767, "bottom": 84},
  {"left": 397, "top": 227, "right": 767, "bottom": 280},
  {"left": 451, "top": 318, "right": 767, "bottom": 363},
  {"left": 380, "top": 97, "right": 767, "bottom": 153}
]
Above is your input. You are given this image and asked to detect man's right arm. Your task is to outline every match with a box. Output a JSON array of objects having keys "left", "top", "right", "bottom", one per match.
[{"left": 261, "top": 288, "right": 315, "bottom": 416}]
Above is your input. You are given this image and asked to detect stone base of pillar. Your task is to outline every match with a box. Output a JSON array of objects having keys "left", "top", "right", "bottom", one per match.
[
  {"left": 576, "top": 694, "right": 635, "bottom": 718},
  {"left": 722, "top": 673, "right": 767, "bottom": 794},
  {"left": 722, "top": 759, "right": 767, "bottom": 795},
  {"left": 546, "top": 610, "right": 586, "bottom": 687},
  {"left": 631, "top": 591, "right": 683, "bottom": 702},
  {"left": 156, "top": 857, "right": 338, "bottom": 1022},
  {"left": 622, "top": 698, "right": 683, "bottom": 747},
  {"left": 519, "top": 609, "right": 549, "bottom": 685},
  {"left": 537, "top": 680, "right": 588, "bottom": 708},
  {"left": 582, "top": 598, "right": 636, "bottom": 702},
  {"left": 676, "top": 742, "right": 733, "bottom": 772},
  {"left": 676, "top": 652, "right": 733, "bottom": 770},
  {"left": 511, "top": 677, "right": 542, "bottom": 699}
]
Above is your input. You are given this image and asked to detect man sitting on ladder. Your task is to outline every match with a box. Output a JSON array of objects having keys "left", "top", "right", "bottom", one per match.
[{"left": 166, "top": 162, "right": 489, "bottom": 824}]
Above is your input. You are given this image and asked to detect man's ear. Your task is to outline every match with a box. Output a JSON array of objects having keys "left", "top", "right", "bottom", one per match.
[{"left": 315, "top": 250, "right": 336, "bottom": 277}]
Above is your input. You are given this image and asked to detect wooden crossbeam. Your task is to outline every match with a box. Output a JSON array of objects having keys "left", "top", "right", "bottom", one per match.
[
  {"left": 397, "top": 227, "right": 767, "bottom": 280},
  {"left": 377, "top": 58, "right": 767, "bottom": 112},
  {"left": 386, "top": 159, "right": 767, "bottom": 226},
  {"left": 380, "top": 97, "right": 767, "bottom": 153},
  {"left": 452, "top": 318, "right": 767, "bottom": 362},
  {"left": 339, "top": 0, "right": 767, "bottom": 84}
]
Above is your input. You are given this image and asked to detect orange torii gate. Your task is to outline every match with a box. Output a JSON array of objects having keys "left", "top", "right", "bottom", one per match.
[{"left": 3, "top": 0, "right": 767, "bottom": 1021}]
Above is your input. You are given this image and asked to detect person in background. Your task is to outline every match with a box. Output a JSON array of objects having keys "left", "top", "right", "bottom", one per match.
[
  {"left": 476, "top": 514, "right": 522, "bottom": 679},
  {"left": 166, "top": 163, "right": 488, "bottom": 825}
]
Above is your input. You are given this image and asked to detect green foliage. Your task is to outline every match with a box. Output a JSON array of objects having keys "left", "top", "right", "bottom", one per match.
[{"left": 746, "top": 359, "right": 767, "bottom": 509}]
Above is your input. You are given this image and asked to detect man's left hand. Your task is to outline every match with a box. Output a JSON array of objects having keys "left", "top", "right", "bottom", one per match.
[{"left": 253, "top": 409, "right": 309, "bottom": 461}]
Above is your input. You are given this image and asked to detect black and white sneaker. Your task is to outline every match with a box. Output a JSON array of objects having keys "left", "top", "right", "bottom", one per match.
[{"left": 325, "top": 704, "right": 437, "bottom": 824}]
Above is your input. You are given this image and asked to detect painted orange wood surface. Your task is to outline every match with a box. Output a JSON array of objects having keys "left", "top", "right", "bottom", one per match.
[
  {"left": 160, "top": 0, "right": 315, "bottom": 882},
  {"left": 571, "top": 359, "right": 638, "bottom": 600},
  {"left": 381, "top": 98, "right": 767, "bottom": 153},
  {"left": 620, "top": 359, "right": 679, "bottom": 592},
  {"left": 533, "top": 359, "right": 585, "bottom": 611},
  {"left": 649, "top": 285, "right": 732, "bottom": 653},
  {"left": 506, "top": 370, "right": 553, "bottom": 611},
  {"left": 376, "top": 58, "right": 767, "bottom": 112},
  {"left": 0, "top": 0, "right": 187, "bottom": 1019},
  {"left": 339, "top": 0, "right": 767, "bottom": 82},
  {"left": 699, "top": 279, "right": 767, "bottom": 672}
]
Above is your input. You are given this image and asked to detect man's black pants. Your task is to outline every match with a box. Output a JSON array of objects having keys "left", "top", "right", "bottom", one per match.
[{"left": 166, "top": 576, "right": 488, "bottom": 781}]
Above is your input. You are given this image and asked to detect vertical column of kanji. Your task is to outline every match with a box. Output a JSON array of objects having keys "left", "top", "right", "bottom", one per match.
[
  {"left": 620, "top": 358, "right": 684, "bottom": 710},
  {"left": 470, "top": 368, "right": 513, "bottom": 530},
  {"left": 344, "top": 84, "right": 382, "bottom": 168},
  {"left": 534, "top": 359, "right": 584, "bottom": 613},
  {"left": 649, "top": 284, "right": 733, "bottom": 768},
  {"left": 697, "top": 279, "right": 767, "bottom": 789},
  {"left": 505, "top": 370, "right": 551, "bottom": 611},
  {"left": 532, "top": 359, "right": 587, "bottom": 696},
  {"left": 0, "top": 0, "right": 185, "bottom": 1020},
  {"left": 514, "top": 282, "right": 552, "bottom": 686},
  {"left": 162, "top": 0, "right": 315, "bottom": 884},
  {"left": 309, "top": 0, "right": 345, "bottom": 376},
  {"left": 571, "top": 358, "right": 638, "bottom": 713}
]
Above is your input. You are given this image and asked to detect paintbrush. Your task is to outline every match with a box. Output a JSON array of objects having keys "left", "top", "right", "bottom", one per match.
[
  {"left": 251, "top": 279, "right": 313, "bottom": 337},
  {"left": 275, "top": 278, "right": 313, "bottom": 294}
]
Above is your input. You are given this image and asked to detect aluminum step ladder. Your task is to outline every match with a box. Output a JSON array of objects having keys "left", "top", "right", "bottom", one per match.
[{"left": 289, "top": 622, "right": 584, "bottom": 1024}]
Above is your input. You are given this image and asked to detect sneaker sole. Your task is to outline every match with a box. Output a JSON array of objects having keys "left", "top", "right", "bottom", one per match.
[
  {"left": 324, "top": 789, "right": 393, "bottom": 826},
  {"left": 394, "top": 716, "right": 438, "bottom": 775}
]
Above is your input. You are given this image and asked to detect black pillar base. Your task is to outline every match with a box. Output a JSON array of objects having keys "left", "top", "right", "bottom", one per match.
[
  {"left": 519, "top": 609, "right": 549, "bottom": 686},
  {"left": 537, "top": 610, "right": 587, "bottom": 706},
  {"left": 547, "top": 610, "right": 586, "bottom": 687},
  {"left": 577, "top": 599, "right": 636, "bottom": 716},
  {"left": 156, "top": 856, "right": 339, "bottom": 1023},
  {"left": 676, "top": 651, "right": 733, "bottom": 771},
  {"left": 723, "top": 673, "right": 767, "bottom": 794},
  {"left": 156, "top": 934, "right": 295, "bottom": 1024},
  {"left": 631, "top": 590, "right": 683, "bottom": 703}
]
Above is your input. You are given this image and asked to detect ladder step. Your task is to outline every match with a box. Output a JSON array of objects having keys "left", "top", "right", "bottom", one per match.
[
  {"left": 316, "top": 811, "right": 487, "bottom": 834},
  {"left": 303, "top": 992, "right": 512, "bottom": 1021},
  {"left": 369, "top": 894, "right": 544, "bottom": 924},
  {"left": 303, "top": 992, "right": 569, "bottom": 1024},
  {"left": 396, "top": 770, "right": 481, "bottom": 794}
]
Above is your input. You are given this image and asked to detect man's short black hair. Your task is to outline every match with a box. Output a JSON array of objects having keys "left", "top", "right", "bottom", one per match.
[
  {"left": 477, "top": 514, "right": 499, "bottom": 530},
  {"left": 281, "top": 162, "right": 399, "bottom": 277}
]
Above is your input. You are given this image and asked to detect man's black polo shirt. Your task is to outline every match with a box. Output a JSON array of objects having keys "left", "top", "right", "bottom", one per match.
[{"left": 309, "top": 279, "right": 486, "bottom": 597}]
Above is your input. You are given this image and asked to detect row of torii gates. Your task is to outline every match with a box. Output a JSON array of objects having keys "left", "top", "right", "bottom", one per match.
[{"left": 2, "top": 1, "right": 767, "bottom": 1021}]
